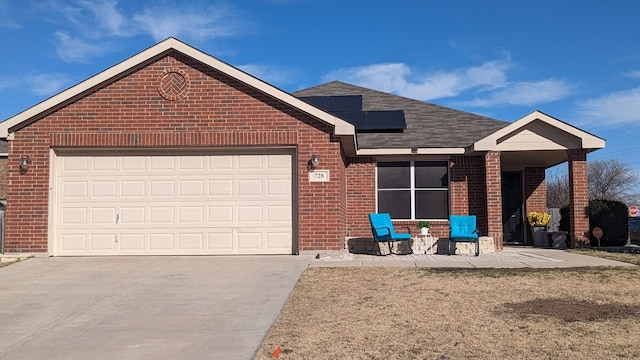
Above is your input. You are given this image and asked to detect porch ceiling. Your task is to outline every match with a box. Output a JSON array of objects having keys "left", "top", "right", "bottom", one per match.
[{"left": 501, "top": 150, "right": 570, "bottom": 171}]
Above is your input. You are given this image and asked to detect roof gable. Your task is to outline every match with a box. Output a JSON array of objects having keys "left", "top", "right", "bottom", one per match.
[
  {"left": 0, "top": 38, "right": 355, "bottom": 149},
  {"left": 473, "top": 110, "right": 605, "bottom": 152}
]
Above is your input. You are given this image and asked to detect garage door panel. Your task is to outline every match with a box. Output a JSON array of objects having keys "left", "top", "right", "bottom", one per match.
[
  {"left": 237, "top": 205, "right": 262, "bottom": 223},
  {"left": 120, "top": 207, "right": 145, "bottom": 224},
  {"left": 122, "top": 156, "right": 146, "bottom": 171},
  {"left": 54, "top": 153, "right": 293, "bottom": 256},
  {"left": 207, "top": 232, "right": 234, "bottom": 251},
  {"left": 149, "top": 207, "right": 175, "bottom": 223},
  {"left": 90, "top": 234, "right": 117, "bottom": 251},
  {"left": 209, "top": 180, "right": 233, "bottom": 197},
  {"left": 237, "top": 231, "right": 263, "bottom": 250},
  {"left": 59, "top": 234, "right": 87, "bottom": 252},
  {"left": 61, "top": 181, "right": 89, "bottom": 199},
  {"left": 177, "top": 233, "right": 205, "bottom": 251},
  {"left": 148, "top": 233, "right": 174, "bottom": 251},
  {"left": 237, "top": 179, "right": 263, "bottom": 196},
  {"left": 92, "top": 181, "right": 117, "bottom": 198},
  {"left": 121, "top": 181, "right": 146, "bottom": 197},
  {"left": 61, "top": 207, "right": 88, "bottom": 225},
  {"left": 150, "top": 156, "right": 175, "bottom": 171},
  {"left": 267, "top": 205, "right": 292, "bottom": 222},
  {"left": 91, "top": 207, "right": 117, "bottom": 224},
  {"left": 150, "top": 180, "right": 175, "bottom": 197},
  {"left": 179, "top": 180, "right": 204, "bottom": 196},
  {"left": 267, "top": 232, "right": 292, "bottom": 250},
  {"left": 62, "top": 157, "right": 89, "bottom": 172},
  {"left": 92, "top": 157, "right": 118, "bottom": 171},
  {"left": 119, "top": 233, "right": 145, "bottom": 251},
  {"left": 208, "top": 206, "right": 233, "bottom": 224},
  {"left": 178, "top": 206, "right": 205, "bottom": 223},
  {"left": 179, "top": 156, "right": 205, "bottom": 170}
]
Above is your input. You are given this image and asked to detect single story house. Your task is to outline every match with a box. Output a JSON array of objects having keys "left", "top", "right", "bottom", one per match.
[{"left": 0, "top": 38, "right": 604, "bottom": 256}]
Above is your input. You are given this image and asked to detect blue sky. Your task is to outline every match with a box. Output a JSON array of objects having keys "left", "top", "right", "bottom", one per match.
[{"left": 2, "top": 0, "right": 640, "bottom": 176}]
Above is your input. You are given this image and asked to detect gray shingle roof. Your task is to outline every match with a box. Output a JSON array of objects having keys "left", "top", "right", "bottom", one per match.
[{"left": 293, "top": 81, "right": 509, "bottom": 149}]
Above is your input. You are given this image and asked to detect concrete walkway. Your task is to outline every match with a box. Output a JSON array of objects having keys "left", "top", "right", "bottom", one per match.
[{"left": 310, "top": 247, "right": 637, "bottom": 268}]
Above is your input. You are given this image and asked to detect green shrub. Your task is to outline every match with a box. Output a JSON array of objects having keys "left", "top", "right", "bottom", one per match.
[
  {"left": 559, "top": 200, "right": 628, "bottom": 246},
  {"left": 589, "top": 199, "right": 628, "bottom": 246}
]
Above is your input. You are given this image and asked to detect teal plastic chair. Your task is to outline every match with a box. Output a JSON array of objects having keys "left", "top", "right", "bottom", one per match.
[
  {"left": 449, "top": 215, "right": 480, "bottom": 256},
  {"left": 368, "top": 213, "right": 412, "bottom": 255}
]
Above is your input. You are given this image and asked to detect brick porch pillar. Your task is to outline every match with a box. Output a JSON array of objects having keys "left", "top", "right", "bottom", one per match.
[
  {"left": 485, "top": 151, "right": 503, "bottom": 249},
  {"left": 568, "top": 149, "right": 589, "bottom": 247}
]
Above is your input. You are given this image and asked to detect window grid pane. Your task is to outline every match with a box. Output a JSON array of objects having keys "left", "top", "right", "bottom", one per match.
[{"left": 377, "top": 161, "right": 450, "bottom": 220}]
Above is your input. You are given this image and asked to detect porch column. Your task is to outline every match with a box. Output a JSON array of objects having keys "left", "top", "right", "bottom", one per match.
[
  {"left": 485, "top": 151, "right": 503, "bottom": 249},
  {"left": 568, "top": 149, "right": 589, "bottom": 247}
]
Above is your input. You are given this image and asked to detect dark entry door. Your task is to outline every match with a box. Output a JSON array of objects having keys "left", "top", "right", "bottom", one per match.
[{"left": 502, "top": 172, "right": 524, "bottom": 244}]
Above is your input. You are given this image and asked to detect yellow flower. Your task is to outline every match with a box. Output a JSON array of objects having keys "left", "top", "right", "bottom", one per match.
[{"left": 527, "top": 212, "right": 550, "bottom": 227}]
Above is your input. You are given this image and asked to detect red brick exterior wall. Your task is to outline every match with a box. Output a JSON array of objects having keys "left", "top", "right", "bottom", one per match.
[
  {"left": 524, "top": 167, "right": 546, "bottom": 243},
  {"left": 4, "top": 52, "right": 347, "bottom": 253},
  {"left": 450, "top": 155, "right": 487, "bottom": 236},
  {"left": 485, "top": 151, "right": 503, "bottom": 248},
  {"left": 568, "top": 149, "right": 589, "bottom": 247},
  {"left": 345, "top": 157, "right": 376, "bottom": 238},
  {"left": 0, "top": 157, "right": 7, "bottom": 200}
]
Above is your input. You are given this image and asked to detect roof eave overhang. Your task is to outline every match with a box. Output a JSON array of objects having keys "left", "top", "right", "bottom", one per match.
[
  {"left": 356, "top": 147, "right": 467, "bottom": 156},
  {"left": 0, "top": 37, "right": 357, "bottom": 153},
  {"left": 472, "top": 110, "right": 605, "bottom": 152}
]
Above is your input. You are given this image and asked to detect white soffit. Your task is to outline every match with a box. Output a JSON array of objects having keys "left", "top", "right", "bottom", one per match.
[
  {"left": 473, "top": 110, "right": 605, "bottom": 151},
  {"left": 0, "top": 38, "right": 356, "bottom": 144},
  {"left": 356, "top": 147, "right": 466, "bottom": 155}
]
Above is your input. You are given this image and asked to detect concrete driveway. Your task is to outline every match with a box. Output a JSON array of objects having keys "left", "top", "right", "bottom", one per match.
[{"left": 0, "top": 256, "right": 311, "bottom": 360}]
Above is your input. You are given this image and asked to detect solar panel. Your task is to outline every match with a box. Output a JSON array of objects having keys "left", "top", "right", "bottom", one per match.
[
  {"left": 297, "top": 95, "right": 405, "bottom": 132},
  {"left": 299, "top": 96, "right": 328, "bottom": 109},
  {"left": 333, "top": 111, "right": 366, "bottom": 129},
  {"left": 326, "top": 95, "right": 362, "bottom": 111},
  {"left": 363, "top": 110, "right": 406, "bottom": 131}
]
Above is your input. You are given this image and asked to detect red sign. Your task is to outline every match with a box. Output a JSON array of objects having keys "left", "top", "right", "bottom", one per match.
[{"left": 629, "top": 205, "right": 638, "bottom": 217}]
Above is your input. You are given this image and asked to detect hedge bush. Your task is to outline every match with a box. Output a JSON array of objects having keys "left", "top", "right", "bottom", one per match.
[{"left": 559, "top": 200, "right": 628, "bottom": 246}]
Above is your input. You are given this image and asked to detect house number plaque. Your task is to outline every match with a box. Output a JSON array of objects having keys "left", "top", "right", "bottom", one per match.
[{"left": 309, "top": 170, "right": 330, "bottom": 182}]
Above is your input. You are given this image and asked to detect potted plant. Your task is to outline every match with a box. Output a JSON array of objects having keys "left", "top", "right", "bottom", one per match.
[
  {"left": 416, "top": 221, "right": 431, "bottom": 235},
  {"left": 527, "top": 211, "right": 550, "bottom": 247}
]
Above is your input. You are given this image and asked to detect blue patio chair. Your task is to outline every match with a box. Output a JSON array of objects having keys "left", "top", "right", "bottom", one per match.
[
  {"left": 368, "top": 213, "right": 412, "bottom": 255},
  {"left": 449, "top": 214, "right": 480, "bottom": 256}
]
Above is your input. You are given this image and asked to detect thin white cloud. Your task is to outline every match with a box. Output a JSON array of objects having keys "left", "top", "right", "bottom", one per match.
[
  {"left": 322, "top": 60, "right": 510, "bottom": 101},
  {"left": 55, "top": 31, "right": 108, "bottom": 63},
  {"left": 25, "top": 73, "right": 72, "bottom": 97},
  {"left": 454, "top": 79, "right": 574, "bottom": 107},
  {"left": 132, "top": 3, "right": 241, "bottom": 42},
  {"left": 76, "top": 0, "right": 131, "bottom": 37},
  {"left": 238, "top": 64, "right": 299, "bottom": 86},
  {"left": 0, "top": 0, "right": 21, "bottom": 28},
  {"left": 48, "top": 1, "right": 247, "bottom": 62},
  {"left": 624, "top": 70, "right": 640, "bottom": 78},
  {"left": 575, "top": 87, "right": 640, "bottom": 127}
]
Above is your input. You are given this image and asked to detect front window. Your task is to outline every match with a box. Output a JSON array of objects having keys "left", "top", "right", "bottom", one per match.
[{"left": 377, "top": 161, "right": 449, "bottom": 219}]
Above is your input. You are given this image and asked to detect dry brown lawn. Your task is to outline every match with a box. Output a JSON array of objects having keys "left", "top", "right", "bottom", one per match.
[{"left": 256, "top": 262, "right": 640, "bottom": 360}]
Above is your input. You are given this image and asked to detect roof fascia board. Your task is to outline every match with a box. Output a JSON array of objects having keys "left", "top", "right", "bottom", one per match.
[
  {"left": 0, "top": 38, "right": 356, "bottom": 146},
  {"left": 357, "top": 147, "right": 466, "bottom": 156},
  {"left": 473, "top": 110, "right": 605, "bottom": 151}
]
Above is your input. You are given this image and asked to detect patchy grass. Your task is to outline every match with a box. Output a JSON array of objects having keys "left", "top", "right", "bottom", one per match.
[
  {"left": 569, "top": 248, "right": 640, "bottom": 266},
  {"left": 256, "top": 267, "right": 640, "bottom": 360}
]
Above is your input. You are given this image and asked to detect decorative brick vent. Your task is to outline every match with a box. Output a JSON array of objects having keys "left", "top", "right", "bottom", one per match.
[{"left": 158, "top": 69, "right": 189, "bottom": 100}]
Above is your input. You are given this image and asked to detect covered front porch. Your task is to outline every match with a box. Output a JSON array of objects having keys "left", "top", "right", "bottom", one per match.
[{"left": 472, "top": 111, "right": 605, "bottom": 250}]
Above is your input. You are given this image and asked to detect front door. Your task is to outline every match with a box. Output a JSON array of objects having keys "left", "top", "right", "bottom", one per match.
[{"left": 501, "top": 172, "right": 524, "bottom": 244}]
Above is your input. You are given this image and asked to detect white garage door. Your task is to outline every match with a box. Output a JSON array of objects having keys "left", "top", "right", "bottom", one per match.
[{"left": 52, "top": 152, "right": 293, "bottom": 256}]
